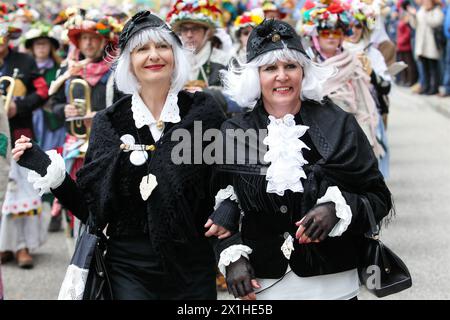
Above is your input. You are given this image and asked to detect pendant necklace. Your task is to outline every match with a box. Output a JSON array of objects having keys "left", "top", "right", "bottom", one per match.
[{"left": 134, "top": 126, "right": 162, "bottom": 201}]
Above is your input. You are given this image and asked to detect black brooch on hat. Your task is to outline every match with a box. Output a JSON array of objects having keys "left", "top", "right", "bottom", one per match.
[
  {"left": 246, "top": 19, "right": 308, "bottom": 62},
  {"left": 119, "top": 10, "right": 182, "bottom": 51}
]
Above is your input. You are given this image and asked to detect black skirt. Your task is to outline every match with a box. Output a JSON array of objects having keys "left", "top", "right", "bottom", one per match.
[{"left": 105, "top": 236, "right": 217, "bottom": 300}]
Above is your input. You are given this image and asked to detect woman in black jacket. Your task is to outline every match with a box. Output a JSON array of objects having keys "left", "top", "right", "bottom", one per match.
[
  {"left": 12, "top": 11, "right": 226, "bottom": 300},
  {"left": 207, "top": 19, "right": 393, "bottom": 300}
]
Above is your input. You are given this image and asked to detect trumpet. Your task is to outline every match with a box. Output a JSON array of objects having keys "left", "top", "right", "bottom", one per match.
[
  {"left": 66, "top": 78, "right": 94, "bottom": 156},
  {"left": 67, "top": 78, "right": 92, "bottom": 140},
  {"left": 0, "top": 68, "right": 19, "bottom": 114}
]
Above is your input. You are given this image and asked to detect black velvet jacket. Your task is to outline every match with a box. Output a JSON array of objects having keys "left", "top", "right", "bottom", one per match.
[
  {"left": 213, "top": 98, "right": 392, "bottom": 278},
  {"left": 51, "top": 91, "right": 226, "bottom": 281}
]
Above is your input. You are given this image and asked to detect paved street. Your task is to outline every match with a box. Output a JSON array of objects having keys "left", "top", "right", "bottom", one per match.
[{"left": 2, "top": 85, "right": 450, "bottom": 300}]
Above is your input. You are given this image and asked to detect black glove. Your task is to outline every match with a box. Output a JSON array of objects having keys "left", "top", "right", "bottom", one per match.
[
  {"left": 17, "top": 141, "right": 51, "bottom": 177},
  {"left": 300, "top": 202, "right": 339, "bottom": 242},
  {"left": 225, "top": 256, "right": 255, "bottom": 298},
  {"left": 209, "top": 199, "right": 240, "bottom": 233}
]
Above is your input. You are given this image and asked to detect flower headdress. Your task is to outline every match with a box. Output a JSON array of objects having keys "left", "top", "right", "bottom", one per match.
[
  {"left": 166, "top": 0, "right": 223, "bottom": 32},
  {"left": 0, "top": 2, "right": 22, "bottom": 42},
  {"left": 347, "top": 0, "right": 377, "bottom": 31},
  {"left": 66, "top": 11, "right": 120, "bottom": 48},
  {"left": 23, "top": 21, "right": 60, "bottom": 49},
  {"left": 299, "top": 0, "right": 352, "bottom": 37},
  {"left": 234, "top": 10, "right": 264, "bottom": 31},
  {"left": 261, "top": 0, "right": 288, "bottom": 19}
]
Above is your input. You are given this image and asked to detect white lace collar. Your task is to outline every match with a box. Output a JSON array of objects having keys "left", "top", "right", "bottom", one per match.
[
  {"left": 263, "top": 114, "right": 310, "bottom": 196},
  {"left": 131, "top": 91, "right": 181, "bottom": 129}
]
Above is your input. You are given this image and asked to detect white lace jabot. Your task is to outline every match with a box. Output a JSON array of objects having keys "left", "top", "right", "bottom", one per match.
[
  {"left": 131, "top": 91, "right": 181, "bottom": 129},
  {"left": 263, "top": 114, "right": 310, "bottom": 196}
]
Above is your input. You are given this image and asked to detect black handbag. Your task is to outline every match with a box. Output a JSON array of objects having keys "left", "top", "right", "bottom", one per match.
[
  {"left": 433, "top": 26, "right": 446, "bottom": 51},
  {"left": 358, "top": 197, "right": 412, "bottom": 298},
  {"left": 58, "top": 216, "right": 113, "bottom": 300},
  {"left": 82, "top": 229, "right": 113, "bottom": 300}
]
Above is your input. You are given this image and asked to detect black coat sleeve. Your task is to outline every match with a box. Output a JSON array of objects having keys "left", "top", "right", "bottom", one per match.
[
  {"left": 51, "top": 109, "right": 121, "bottom": 225},
  {"left": 15, "top": 59, "right": 47, "bottom": 116},
  {"left": 341, "top": 185, "right": 391, "bottom": 235},
  {"left": 332, "top": 114, "right": 392, "bottom": 235},
  {"left": 209, "top": 119, "right": 246, "bottom": 260},
  {"left": 51, "top": 173, "right": 89, "bottom": 223}
]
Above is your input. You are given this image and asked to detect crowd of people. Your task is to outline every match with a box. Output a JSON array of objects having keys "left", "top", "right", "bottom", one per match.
[{"left": 0, "top": 0, "right": 429, "bottom": 300}]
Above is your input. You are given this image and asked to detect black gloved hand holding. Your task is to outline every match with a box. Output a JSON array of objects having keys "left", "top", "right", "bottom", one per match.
[
  {"left": 297, "top": 202, "right": 339, "bottom": 243},
  {"left": 225, "top": 256, "right": 256, "bottom": 298},
  {"left": 209, "top": 198, "right": 240, "bottom": 233},
  {"left": 17, "top": 140, "right": 51, "bottom": 177}
]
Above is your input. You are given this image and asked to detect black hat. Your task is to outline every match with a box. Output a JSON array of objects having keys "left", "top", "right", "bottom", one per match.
[
  {"left": 118, "top": 10, "right": 182, "bottom": 52},
  {"left": 246, "top": 19, "right": 307, "bottom": 63}
]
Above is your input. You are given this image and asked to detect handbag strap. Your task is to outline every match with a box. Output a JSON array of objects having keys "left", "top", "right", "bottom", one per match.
[
  {"left": 360, "top": 196, "right": 380, "bottom": 238},
  {"left": 85, "top": 211, "right": 106, "bottom": 238},
  {"left": 361, "top": 196, "right": 392, "bottom": 273}
]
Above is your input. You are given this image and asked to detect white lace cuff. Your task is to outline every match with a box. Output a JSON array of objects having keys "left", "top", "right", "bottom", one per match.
[
  {"left": 214, "top": 185, "right": 238, "bottom": 210},
  {"left": 27, "top": 150, "right": 66, "bottom": 196},
  {"left": 58, "top": 264, "right": 88, "bottom": 300},
  {"left": 218, "top": 244, "right": 252, "bottom": 277},
  {"left": 317, "top": 186, "right": 352, "bottom": 237}
]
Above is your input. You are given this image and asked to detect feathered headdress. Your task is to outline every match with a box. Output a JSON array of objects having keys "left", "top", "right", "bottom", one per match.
[
  {"left": 234, "top": 10, "right": 264, "bottom": 31},
  {"left": 166, "top": 0, "right": 223, "bottom": 32},
  {"left": 299, "top": 0, "right": 352, "bottom": 37}
]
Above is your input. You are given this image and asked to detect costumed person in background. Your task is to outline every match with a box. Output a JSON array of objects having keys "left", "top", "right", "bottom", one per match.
[
  {"left": 12, "top": 10, "right": 226, "bottom": 300},
  {"left": 215, "top": 1, "right": 238, "bottom": 57},
  {"left": 222, "top": 0, "right": 239, "bottom": 31},
  {"left": 8, "top": 0, "right": 40, "bottom": 52},
  {"left": 0, "top": 11, "right": 50, "bottom": 269},
  {"left": 232, "top": 10, "right": 264, "bottom": 63},
  {"left": 49, "top": 12, "right": 122, "bottom": 238},
  {"left": 167, "top": 0, "right": 232, "bottom": 115},
  {"left": 261, "top": 0, "right": 288, "bottom": 20},
  {"left": 50, "top": 7, "right": 80, "bottom": 60},
  {"left": 343, "top": 0, "right": 391, "bottom": 178},
  {"left": 298, "top": 0, "right": 385, "bottom": 169},
  {"left": 206, "top": 18, "right": 392, "bottom": 300},
  {"left": 365, "top": 0, "right": 397, "bottom": 67},
  {"left": 24, "top": 22, "right": 66, "bottom": 232}
]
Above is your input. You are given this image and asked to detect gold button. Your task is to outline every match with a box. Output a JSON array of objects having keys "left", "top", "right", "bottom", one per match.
[
  {"left": 146, "top": 145, "right": 156, "bottom": 151},
  {"left": 272, "top": 34, "right": 281, "bottom": 42},
  {"left": 156, "top": 120, "right": 164, "bottom": 130}
]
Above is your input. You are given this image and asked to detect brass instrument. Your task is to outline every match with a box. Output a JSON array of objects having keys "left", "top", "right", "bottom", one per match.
[
  {"left": 0, "top": 68, "right": 19, "bottom": 114},
  {"left": 67, "top": 78, "right": 93, "bottom": 155}
]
